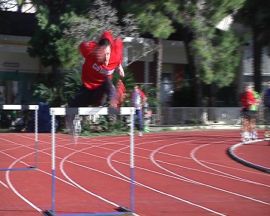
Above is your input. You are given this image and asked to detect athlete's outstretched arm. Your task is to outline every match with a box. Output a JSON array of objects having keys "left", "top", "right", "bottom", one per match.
[{"left": 118, "top": 64, "right": 125, "bottom": 77}]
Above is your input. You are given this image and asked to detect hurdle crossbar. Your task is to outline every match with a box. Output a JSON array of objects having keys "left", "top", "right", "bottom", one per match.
[
  {"left": 0, "top": 104, "right": 39, "bottom": 111},
  {"left": 46, "top": 107, "right": 135, "bottom": 216},
  {"left": 49, "top": 107, "right": 134, "bottom": 116},
  {"left": 0, "top": 104, "right": 39, "bottom": 171}
]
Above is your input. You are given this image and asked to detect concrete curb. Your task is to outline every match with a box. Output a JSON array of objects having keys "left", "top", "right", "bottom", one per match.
[
  {"left": 227, "top": 140, "right": 270, "bottom": 174},
  {"left": 149, "top": 124, "right": 240, "bottom": 132}
]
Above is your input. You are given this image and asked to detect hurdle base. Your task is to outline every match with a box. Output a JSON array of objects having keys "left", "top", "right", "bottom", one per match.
[
  {"left": 42, "top": 210, "right": 55, "bottom": 216},
  {"left": 115, "top": 206, "right": 132, "bottom": 213},
  {"left": 29, "top": 165, "right": 37, "bottom": 169}
]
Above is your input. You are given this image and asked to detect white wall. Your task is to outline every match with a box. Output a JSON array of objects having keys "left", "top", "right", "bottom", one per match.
[{"left": 0, "top": 34, "right": 49, "bottom": 74}]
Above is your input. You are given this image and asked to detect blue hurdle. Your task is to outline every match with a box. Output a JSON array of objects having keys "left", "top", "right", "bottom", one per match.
[{"left": 44, "top": 107, "right": 136, "bottom": 216}]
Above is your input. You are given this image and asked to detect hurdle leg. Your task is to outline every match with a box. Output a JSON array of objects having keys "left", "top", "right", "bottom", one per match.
[
  {"left": 34, "top": 107, "right": 39, "bottom": 168},
  {"left": 51, "top": 112, "right": 56, "bottom": 215},
  {"left": 130, "top": 108, "right": 135, "bottom": 212}
]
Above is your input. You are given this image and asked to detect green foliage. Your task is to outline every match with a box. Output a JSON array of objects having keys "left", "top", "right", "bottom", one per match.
[
  {"left": 62, "top": 69, "right": 81, "bottom": 100},
  {"left": 127, "top": 0, "right": 177, "bottom": 39},
  {"left": 193, "top": 37, "right": 215, "bottom": 84},
  {"left": 114, "top": 68, "right": 135, "bottom": 91},
  {"left": 193, "top": 30, "right": 241, "bottom": 87},
  {"left": 81, "top": 115, "right": 129, "bottom": 135},
  {"left": 214, "top": 31, "right": 241, "bottom": 87},
  {"left": 136, "top": 11, "right": 174, "bottom": 39},
  {"left": 65, "top": 0, "right": 138, "bottom": 44},
  {"left": 28, "top": 1, "right": 88, "bottom": 68},
  {"left": 33, "top": 83, "right": 54, "bottom": 104},
  {"left": 33, "top": 69, "right": 81, "bottom": 106},
  {"left": 138, "top": 87, "right": 156, "bottom": 107},
  {"left": 201, "top": 0, "right": 246, "bottom": 26},
  {"left": 178, "top": 0, "right": 245, "bottom": 88}
]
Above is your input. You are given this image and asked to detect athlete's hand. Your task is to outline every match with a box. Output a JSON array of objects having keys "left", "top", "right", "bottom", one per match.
[{"left": 118, "top": 64, "right": 125, "bottom": 77}]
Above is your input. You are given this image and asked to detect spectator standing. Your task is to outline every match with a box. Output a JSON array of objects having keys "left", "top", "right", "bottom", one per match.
[
  {"left": 240, "top": 84, "right": 257, "bottom": 142},
  {"left": 131, "top": 85, "right": 147, "bottom": 136},
  {"left": 249, "top": 87, "right": 261, "bottom": 139}
]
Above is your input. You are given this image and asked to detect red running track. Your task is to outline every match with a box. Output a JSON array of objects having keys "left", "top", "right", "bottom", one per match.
[{"left": 0, "top": 130, "right": 269, "bottom": 216}]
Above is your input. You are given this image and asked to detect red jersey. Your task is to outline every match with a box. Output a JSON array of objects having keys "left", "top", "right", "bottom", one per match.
[
  {"left": 241, "top": 90, "right": 256, "bottom": 109},
  {"left": 79, "top": 31, "right": 123, "bottom": 90}
]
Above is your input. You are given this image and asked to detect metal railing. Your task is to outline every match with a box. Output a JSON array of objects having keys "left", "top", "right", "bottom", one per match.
[{"left": 148, "top": 107, "right": 268, "bottom": 126}]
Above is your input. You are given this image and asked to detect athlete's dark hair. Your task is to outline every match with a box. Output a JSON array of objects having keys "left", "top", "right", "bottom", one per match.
[{"left": 98, "top": 38, "right": 111, "bottom": 46}]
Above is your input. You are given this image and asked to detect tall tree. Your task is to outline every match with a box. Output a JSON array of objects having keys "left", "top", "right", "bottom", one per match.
[
  {"left": 65, "top": 0, "right": 138, "bottom": 43},
  {"left": 27, "top": 0, "right": 91, "bottom": 105},
  {"left": 236, "top": 0, "right": 270, "bottom": 93},
  {"left": 176, "top": 0, "right": 246, "bottom": 106},
  {"left": 124, "top": 0, "right": 177, "bottom": 122},
  {"left": 28, "top": 0, "right": 91, "bottom": 78},
  {"left": 126, "top": 0, "right": 245, "bottom": 109}
]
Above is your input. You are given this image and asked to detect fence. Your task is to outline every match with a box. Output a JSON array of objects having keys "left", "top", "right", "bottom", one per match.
[{"left": 149, "top": 107, "right": 267, "bottom": 126}]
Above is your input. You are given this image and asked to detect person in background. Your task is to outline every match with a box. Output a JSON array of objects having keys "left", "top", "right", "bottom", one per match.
[
  {"left": 131, "top": 85, "right": 147, "bottom": 136},
  {"left": 240, "top": 84, "right": 256, "bottom": 142},
  {"left": 249, "top": 86, "right": 261, "bottom": 139}
]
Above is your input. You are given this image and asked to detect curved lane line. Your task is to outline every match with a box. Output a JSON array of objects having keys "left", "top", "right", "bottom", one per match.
[
  {"left": 10, "top": 132, "right": 268, "bottom": 214},
  {"left": 59, "top": 143, "right": 129, "bottom": 208},
  {"left": 6, "top": 152, "right": 43, "bottom": 213},
  {"left": 3, "top": 142, "right": 82, "bottom": 213},
  {"left": 107, "top": 145, "right": 227, "bottom": 216},
  {"left": 146, "top": 138, "right": 269, "bottom": 186},
  {"left": 150, "top": 141, "right": 270, "bottom": 205},
  {"left": 190, "top": 143, "right": 270, "bottom": 187}
]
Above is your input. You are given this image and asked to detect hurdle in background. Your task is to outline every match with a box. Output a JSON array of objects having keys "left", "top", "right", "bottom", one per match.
[
  {"left": 44, "top": 107, "right": 135, "bottom": 216},
  {"left": 0, "top": 105, "right": 39, "bottom": 171}
]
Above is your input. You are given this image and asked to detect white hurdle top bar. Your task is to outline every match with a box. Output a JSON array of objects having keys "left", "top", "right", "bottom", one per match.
[
  {"left": 50, "top": 107, "right": 135, "bottom": 116},
  {"left": 0, "top": 105, "right": 39, "bottom": 110}
]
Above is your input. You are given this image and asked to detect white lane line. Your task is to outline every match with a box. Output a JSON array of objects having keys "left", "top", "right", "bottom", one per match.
[
  {"left": 190, "top": 143, "right": 270, "bottom": 187},
  {"left": 60, "top": 143, "right": 129, "bottom": 208},
  {"left": 6, "top": 152, "right": 43, "bottom": 213},
  {"left": 2, "top": 141, "right": 83, "bottom": 213},
  {"left": 107, "top": 145, "right": 227, "bottom": 216},
  {"left": 0, "top": 180, "right": 8, "bottom": 188},
  {"left": 12, "top": 132, "right": 270, "bottom": 214},
  {"left": 150, "top": 142, "right": 270, "bottom": 205}
]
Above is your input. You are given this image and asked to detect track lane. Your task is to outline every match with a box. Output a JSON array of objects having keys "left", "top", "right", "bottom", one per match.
[{"left": 0, "top": 131, "right": 269, "bottom": 216}]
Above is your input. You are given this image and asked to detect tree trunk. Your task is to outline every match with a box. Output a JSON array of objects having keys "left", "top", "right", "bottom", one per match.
[
  {"left": 156, "top": 38, "right": 162, "bottom": 124},
  {"left": 253, "top": 26, "right": 262, "bottom": 93},
  {"left": 52, "top": 63, "right": 60, "bottom": 83},
  {"left": 193, "top": 55, "right": 203, "bottom": 107},
  {"left": 183, "top": 29, "right": 202, "bottom": 107}
]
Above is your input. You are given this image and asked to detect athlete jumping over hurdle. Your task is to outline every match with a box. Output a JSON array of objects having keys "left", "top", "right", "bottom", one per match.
[
  {"left": 67, "top": 31, "right": 125, "bottom": 135},
  {"left": 68, "top": 30, "right": 125, "bottom": 108}
]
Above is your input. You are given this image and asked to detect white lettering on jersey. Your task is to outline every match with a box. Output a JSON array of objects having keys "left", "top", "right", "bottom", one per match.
[{"left": 92, "top": 63, "right": 114, "bottom": 75}]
